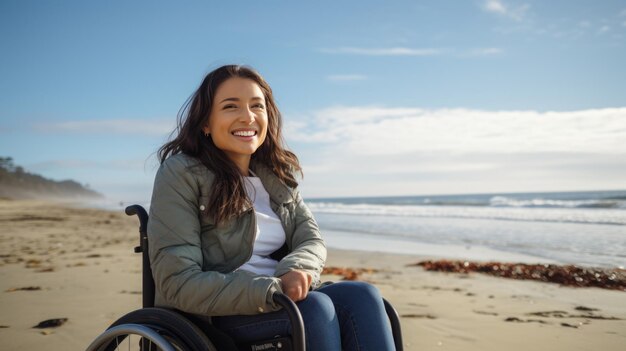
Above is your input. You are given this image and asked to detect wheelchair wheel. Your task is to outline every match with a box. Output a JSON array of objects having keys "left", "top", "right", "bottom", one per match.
[
  {"left": 87, "top": 323, "right": 188, "bottom": 351},
  {"left": 87, "top": 308, "right": 217, "bottom": 351}
]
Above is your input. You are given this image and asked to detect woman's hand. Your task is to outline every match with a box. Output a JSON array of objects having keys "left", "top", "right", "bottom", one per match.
[{"left": 278, "top": 270, "right": 312, "bottom": 302}]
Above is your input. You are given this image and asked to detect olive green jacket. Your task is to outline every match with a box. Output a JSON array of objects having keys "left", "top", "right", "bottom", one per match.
[{"left": 147, "top": 153, "right": 326, "bottom": 316}]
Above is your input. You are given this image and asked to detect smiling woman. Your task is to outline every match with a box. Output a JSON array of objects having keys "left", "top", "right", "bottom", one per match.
[
  {"left": 158, "top": 65, "right": 300, "bottom": 225},
  {"left": 149, "top": 64, "right": 397, "bottom": 350}
]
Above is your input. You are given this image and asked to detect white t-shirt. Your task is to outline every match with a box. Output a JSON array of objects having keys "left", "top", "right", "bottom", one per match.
[{"left": 237, "top": 174, "right": 286, "bottom": 276}]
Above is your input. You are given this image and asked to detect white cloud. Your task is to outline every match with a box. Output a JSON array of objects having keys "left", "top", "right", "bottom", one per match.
[
  {"left": 467, "top": 47, "right": 503, "bottom": 56},
  {"left": 290, "top": 106, "right": 626, "bottom": 197},
  {"left": 298, "top": 150, "right": 626, "bottom": 198},
  {"left": 485, "top": 0, "right": 507, "bottom": 15},
  {"left": 29, "top": 159, "right": 100, "bottom": 170},
  {"left": 287, "top": 106, "right": 626, "bottom": 155},
  {"left": 288, "top": 106, "right": 425, "bottom": 143},
  {"left": 319, "top": 47, "right": 504, "bottom": 58},
  {"left": 483, "top": 0, "right": 529, "bottom": 21},
  {"left": 326, "top": 74, "right": 368, "bottom": 82},
  {"left": 598, "top": 25, "right": 610, "bottom": 34},
  {"left": 319, "top": 47, "right": 442, "bottom": 56},
  {"left": 33, "top": 119, "right": 174, "bottom": 136},
  {"left": 27, "top": 158, "right": 158, "bottom": 172}
]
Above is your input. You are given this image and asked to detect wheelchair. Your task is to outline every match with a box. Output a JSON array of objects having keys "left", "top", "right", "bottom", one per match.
[{"left": 86, "top": 205, "right": 404, "bottom": 351}]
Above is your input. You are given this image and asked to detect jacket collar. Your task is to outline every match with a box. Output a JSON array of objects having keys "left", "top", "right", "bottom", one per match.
[{"left": 250, "top": 162, "right": 295, "bottom": 205}]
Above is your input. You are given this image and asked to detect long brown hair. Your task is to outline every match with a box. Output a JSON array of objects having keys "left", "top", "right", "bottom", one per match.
[{"left": 158, "top": 65, "right": 302, "bottom": 224}]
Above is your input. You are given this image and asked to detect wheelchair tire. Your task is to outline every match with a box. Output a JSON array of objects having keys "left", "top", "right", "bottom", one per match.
[
  {"left": 87, "top": 323, "right": 186, "bottom": 351},
  {"left": 105, "top": 307, "right": 217, "bottom": 351}
]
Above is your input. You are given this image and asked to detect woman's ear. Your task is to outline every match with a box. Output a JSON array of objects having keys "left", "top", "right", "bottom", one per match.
[{"left": 202, "top": 125, "right": 210, "bottom": 136}]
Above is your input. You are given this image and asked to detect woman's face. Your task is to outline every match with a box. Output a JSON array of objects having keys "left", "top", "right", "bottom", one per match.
[{"left": 204, "top": 77, "right": 268, "bottom": 169}]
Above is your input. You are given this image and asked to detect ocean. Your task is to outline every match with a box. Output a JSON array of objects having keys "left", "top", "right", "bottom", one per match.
[
  {"left": 306, "top": 190, "right": 626, "bottom": 268},
  {"left": 90, "top": 189, "right": 626, "bottom": 268}
]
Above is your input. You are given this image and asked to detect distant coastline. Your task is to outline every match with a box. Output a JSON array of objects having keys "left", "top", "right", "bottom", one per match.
[{"left": 0, "top": 156, "right": 102, "bottom": 200}]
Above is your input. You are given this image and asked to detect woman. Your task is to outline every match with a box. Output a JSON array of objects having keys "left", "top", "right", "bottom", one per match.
[{"left": 148, "top": 64, "right": 395, "bottom": 350}]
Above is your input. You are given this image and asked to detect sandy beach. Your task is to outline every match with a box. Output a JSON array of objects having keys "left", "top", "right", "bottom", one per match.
[{"left": 1, "top": 199, "right": 625, "bottom": 350}]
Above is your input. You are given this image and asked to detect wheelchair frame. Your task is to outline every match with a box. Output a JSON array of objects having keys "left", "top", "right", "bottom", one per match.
[{"left": 86, "top": 205, "right": 403, "bottom": 351}]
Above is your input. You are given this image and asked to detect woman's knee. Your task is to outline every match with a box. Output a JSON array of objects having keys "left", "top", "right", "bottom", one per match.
[
  {"left": 296, "top": 292, "right": 341, "bottom": 350},
  {"left": 298, "top": 291, "right": 336, "bottom": 323},
  {"left": 324, "top": 281, "right": 382, "bottom": 303},
  {"left": 348, "top": 281, "right": 381, "bottom": 298}
]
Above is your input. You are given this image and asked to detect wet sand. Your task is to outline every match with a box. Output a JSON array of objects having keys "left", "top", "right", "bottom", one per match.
[{"left": 1, "top": 199, "right": 625, "bottom": 350}]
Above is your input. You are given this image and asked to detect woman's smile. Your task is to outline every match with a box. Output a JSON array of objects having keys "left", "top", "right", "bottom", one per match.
[{"left": 231, "top": 128, "right": 258, "bottom": 138}]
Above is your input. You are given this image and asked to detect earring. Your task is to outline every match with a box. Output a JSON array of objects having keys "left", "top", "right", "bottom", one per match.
[{"left": 204, "top": 132, "right": 210, "bottom": 137}]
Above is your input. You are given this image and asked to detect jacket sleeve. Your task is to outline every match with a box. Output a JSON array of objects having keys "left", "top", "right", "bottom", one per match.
[
  {"left": 274, "top": 191, "right": 327, "bottom": 288},
  {"left": 148, "top": 156, "right": 282, "bottom": 316}
]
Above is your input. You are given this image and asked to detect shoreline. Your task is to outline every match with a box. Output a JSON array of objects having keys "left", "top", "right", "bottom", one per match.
[
  {"left": 9, "top": 197, "right": 625, "bottom": 269},
  {"left": 1, "top": 199, "right": 625, "bottom": 350},
  {"left": 322, "top": 228, "right": 558, "bottom": 265}
]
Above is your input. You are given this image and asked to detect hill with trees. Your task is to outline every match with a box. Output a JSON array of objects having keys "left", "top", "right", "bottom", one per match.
[{"left": 0, "top": 157, "right": 102, "bottom": 199}]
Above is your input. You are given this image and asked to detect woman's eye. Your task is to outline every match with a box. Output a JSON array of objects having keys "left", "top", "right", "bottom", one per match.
[
  {"left": 223, "top": 105, "right": 236, "bottom": 110},
  {"left": 253, "top": 104, "right": 265, "bottom": 109}
]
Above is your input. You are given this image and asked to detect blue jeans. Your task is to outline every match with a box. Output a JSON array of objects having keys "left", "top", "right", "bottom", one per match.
[{"left": 212, "top": 281, "right": 396, "bottom": 351}]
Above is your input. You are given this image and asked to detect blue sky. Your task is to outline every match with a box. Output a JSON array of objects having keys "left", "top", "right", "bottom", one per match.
[{"left": 1, "top": 0, "right": 625, "bottom": 203}]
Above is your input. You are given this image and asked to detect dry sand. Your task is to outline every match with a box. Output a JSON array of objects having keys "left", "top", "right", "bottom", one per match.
[{"left": 1, "top": 199, "right": 625, "bottom": 350}]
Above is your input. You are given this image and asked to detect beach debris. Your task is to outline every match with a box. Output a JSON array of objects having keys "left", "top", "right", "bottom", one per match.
[
  {"left": 86, "top": 253, "right": 112, "bottom": 259},
  {"left": 527, "top": 311, "right": 569, "bottom": 318},
  {"left": 5, "top": 286, "right": 41, "bottom": 292},
  {"left": 401, "top": 314, "right": 437, "bottom": 319},
  {"left": 473, "top": 310, "right": 499, "bottom": 316},
  {"left": 119, "top": 290, "right": 141, "bottom": 294},
  {"left": 504, "top": 317, "right": 548, "bottom": 324},
  {"left": 34, "top": 267, "right": 55, "bottom": 273},
  {"left": 33, "top": 318, "right": 68, "bottom": 329},
  {"left": 574, "top": 306, "right": 599, "bottom": 312},
  {"left": 3, "top": 255, "right": 23, "bottom": 264},
  {"left": 526, "top": 310, "right": 622, "bottom": 321},
  {"left": 0, "top": 325, "right": 9, "bottom": 328},
  {"left": 560, "top": 323, "right": 579, "bottom": 329},
  {"left": 40, "top": 330, "right": 54, "bottom": 335},
  {"left": 322, "top": 266, "right": 378, "bottom": 281},
  {"left": 4, "top": 215, "right": 65, "bottom": 222},
  {"left": 411, "top": 260, "right": 626, "bottom": 291},
  {"left": 66, "top": 262, "right": 87, "bottom": 267},
  {"left": 25, "top": 259, "right": 42, "bottom": 268},
  {"left": 570, "top": 314, "right": 621, "bottom": 320}
]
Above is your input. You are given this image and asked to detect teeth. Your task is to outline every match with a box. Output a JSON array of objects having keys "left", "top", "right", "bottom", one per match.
[{"left": 233, "top": 130, "right": 256, "bottom": 137}]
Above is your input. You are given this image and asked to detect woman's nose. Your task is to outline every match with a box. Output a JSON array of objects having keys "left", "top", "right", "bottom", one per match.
[{"left": 240, "top": 106, "right": 256, "bottom": 123}]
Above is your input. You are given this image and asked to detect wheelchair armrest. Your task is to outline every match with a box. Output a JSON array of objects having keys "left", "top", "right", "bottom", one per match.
[{"left": 272, "top": 292, "right": 305, "bottom": 351}]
